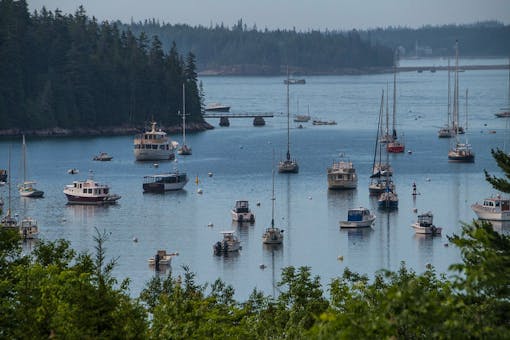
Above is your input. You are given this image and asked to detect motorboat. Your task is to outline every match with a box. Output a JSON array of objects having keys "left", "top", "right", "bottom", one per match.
[
  {"left": 133, "top": 121, "right": 176, "bottom": 161},
  {"left": 339, "top": 207, "right": 376, "bottom": 228},
  {"left": 294, "top": 114, "right": 311, "bottom": 123},
  {"left": 213, "top": 231, "right": 241, "bottom": 254},
  {"left": 471, "top": 195, "right": 510, "bottom": 221},
  {"left": 284, "top": 78, "right": 305, "bottom": 85},
  {"left": 143, "top": 171, "right": 188, "bottom": 192},
  {"left": 312, "top": 120, "right": 337, "bottom": 125},
  {"left": 93, "top": 152, "right": 113, "bottom": 161},
  {"left": 0, "top": 169, "right": 6, "bottom": 183},
  {"left": 327, "top": 160, "right": 357, "bottom": 190},
  {"left": 231, "top": 200, "right": 255, "bottom": 223},
  {"left": 148, "top": 250, "right": 179, "bottom": 266},
  {"left": 438, "top": 126, "right": 455, "bottom": 138},
  {"left": 67, "top": 168, "right": 79, "bottom": 175},
  {"left": 411, "top": 212, "right": 442, "bottom": 235},
  {"left": 63, "top": 176, "right": 121, "bottom": 205},
  {"left": 19, "top": 135, "right": 44, "bottom": 198},
  {"left": 19, "top": 181, "right": 44, "bottom": 198},
  {"left": 19, "top": 217, "right": 39, "bottom": 239},
  {"left": 205, "top": 103, "right": 230, "bottom": 112}
]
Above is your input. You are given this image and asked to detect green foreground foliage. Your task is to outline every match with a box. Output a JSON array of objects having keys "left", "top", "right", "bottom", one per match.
[{"left": 0, "top": 220, "right": 508, "bottom": 338}]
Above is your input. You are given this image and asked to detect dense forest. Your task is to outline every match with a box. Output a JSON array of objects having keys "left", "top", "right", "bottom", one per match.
[
  {"left": 0, "top": 149, "right": 509, "bottom": 338},
  {"left": 124, "top": 20, "right": 510, "bottom": 75},
  {"left": 361, "top": 21, "right": 510, "bottom": 57},
  {"left": 124, "top": 19, "right": 395, "bottom": 75},
  {"left": 0, "top": 0, "right": 205, "bottom": 133}
]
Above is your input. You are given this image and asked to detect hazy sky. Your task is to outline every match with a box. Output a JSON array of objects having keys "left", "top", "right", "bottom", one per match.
[{"left": 26, "top": 0, "right": 510, "bottom": 31}]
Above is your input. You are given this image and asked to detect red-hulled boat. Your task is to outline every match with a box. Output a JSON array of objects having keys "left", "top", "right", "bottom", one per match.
[
  {"left": 387, "top": 140, "right": 405, "bottom": 153},
  {"left": 63, "top": 178, "right": 121, "bottom": 205}
]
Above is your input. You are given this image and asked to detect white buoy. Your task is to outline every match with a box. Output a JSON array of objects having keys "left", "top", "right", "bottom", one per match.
[
  {"left": 426, "top": 178, "right": 431, "bottom": 182},
  {"left": 208, "top": 172, "right": 213, "bottom": 177},
  {"left": 153, "top": 163, "right": 159, "bottom": 168},
  {"left": 197, "top": 188, "right": 203, "bottom": 194},
  {"left": 256, "top": 201, "right": 261, "bottom": 207},
  {"left": 308, "top": 196, "right": 312, "bottom": 200},
  {"left": 407, "top": 150, "right": 412, "bottom": 154},
  {"left": 133, "top": 237, "right": 138, "bottom": 243}
]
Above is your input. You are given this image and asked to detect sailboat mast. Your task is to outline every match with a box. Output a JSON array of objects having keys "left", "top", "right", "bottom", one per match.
[
  {"left": 7, "top": 145, "right": 11, "bottom": 217},
  {"left": 392, "top": 50, "right": 398, "bottom": 139},
  {"left": 465, "top": 88, "right": 469, "bottom": 132},
  {"left": 271, "top": 167, "right": 275, "bottom": 228},
  {"left": 373, "top": 90, "right": 384, "bottom": 172},
  {"left": 447, "top": 57, "right": 451, "bottom": 127},
  {"left": 454, "top": 40, "right": 459, "bottom": 134},
  {"left": 22, "top": 134, "right": 26, "bottom": 183},
  {"left": 182, "top": 83, "right": 186, "bottom": 146},
  {"left": 286, "top": 68, "right": 290, "bottom": 160},
  {"left": 385, "top": 82, "right": 389, "bottom": 139}
]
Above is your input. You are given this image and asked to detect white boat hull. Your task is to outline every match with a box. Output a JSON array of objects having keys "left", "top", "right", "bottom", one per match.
[
  {"left": 231, "top": 211, "right": 255, "bottom": 222},
  {"left": 471, "top": 204, "right": 510, "bottom": 221},
  {"left": 328, "top": 179, "right": 357, "bottom": 190},
  {"left": 411, "top": 223, "right": 442, "bottom": 235},
  {"left": 339, "top": 216, "right": 375, "bottom": 228},
  {"left": 134, "top": 149, "right": 175, "bottom": 161}
]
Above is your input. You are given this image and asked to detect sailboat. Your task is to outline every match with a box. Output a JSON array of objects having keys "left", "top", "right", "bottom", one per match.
[
  {"left": 178, "top": 83, "right": 192, "bottom": 155},
  {"left": 18, "top": 135, "right": 44, "bottom": 198},
  {"left": 263, "top": 158, "right": 284, "bottom": 244},
  {"left": 278, "top": 69, "right": 299, "bottom": 173},
  {"left": 370, "top": 90, "right": 395, "bottom": 195},
  {"left": 377, "top": 151, "right": 399, "bottom": 209},
  {"left": 438, "top": 58, "right": 455, "bottom": 138},
  {"left": 448, "top": 88, "right": 475, "bottom": 162},
  {"left": 451, "top": 40, "right": 465, "bottom": 134},
  {"left": 387, "top": 51, "right": 405, "bottom": 153},
  {"left": 495, "top": 57, "right": 510, "bottom": 118}
]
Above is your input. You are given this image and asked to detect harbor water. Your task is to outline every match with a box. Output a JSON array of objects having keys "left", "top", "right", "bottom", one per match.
[{"left": 1, "top": 57, "right": 509, "bottom": 299}]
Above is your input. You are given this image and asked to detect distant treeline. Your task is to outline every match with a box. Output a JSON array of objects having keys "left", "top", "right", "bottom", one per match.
[
  {"left": 361, "top": 21, "right": 510, "bottom": 57},
  {"left": 122, "top": 20, "right": 510, "bottom": 75},
  {"left": 0, "top": 0, "right": 203, "bottom": 132},
  {"left": 123, "top": 19, "right": 394, "bottom": 75}
]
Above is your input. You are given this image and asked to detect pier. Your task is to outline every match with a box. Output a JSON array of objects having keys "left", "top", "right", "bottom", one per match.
[{"left": 202, "top": 112, "right": 275, "bottom": 126}]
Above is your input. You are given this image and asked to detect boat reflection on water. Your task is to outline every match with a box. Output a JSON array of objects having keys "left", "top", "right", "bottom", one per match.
[
  {"left": 65, "top": 204, "right": 117, "bottom": 222},
  {"left": 263, "top": 243, "right": 283, "bottom": 297}
]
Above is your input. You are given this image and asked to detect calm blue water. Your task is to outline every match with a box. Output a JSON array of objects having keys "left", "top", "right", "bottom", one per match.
[{"left": 1, "top": 58, "right": 509, "bottom": 299}]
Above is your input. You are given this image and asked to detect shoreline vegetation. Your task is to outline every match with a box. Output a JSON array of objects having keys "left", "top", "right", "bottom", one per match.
[{"left": 0, "top": 121, "right": 214, "bottom": 138}]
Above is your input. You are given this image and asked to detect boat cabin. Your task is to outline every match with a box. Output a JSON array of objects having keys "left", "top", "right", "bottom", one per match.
[
  {"left": 233, "top": 200, "right": 250, "bottom": 213},
  {"left": 417, "top": 212, "right": 434, "bottom": 227},
  {"left": 347, "top": 208, "right": 371, "bottom": 222},
  {"left": 144, "top": 173, "right": 187, "bottom": 184},
  {"left": 483, "top": 197, "right": 510, "bottom": 211},
  {"left": 72, "top": 181, "right": 109, "bottom": 195}
]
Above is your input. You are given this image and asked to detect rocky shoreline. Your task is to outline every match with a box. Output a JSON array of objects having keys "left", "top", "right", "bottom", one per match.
[{"left": 0, "top": 121, "right": 214, "bottom": 138}]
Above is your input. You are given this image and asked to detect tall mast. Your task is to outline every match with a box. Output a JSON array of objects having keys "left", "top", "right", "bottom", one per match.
[
  {"left": 447, "top": 57, "right": 451, "bottom": 128},
  {"left": 286, "top": 67, "right": 290, "bottom": 160},
  {"left": 465, "top": 88, "right": 469, "bottom": 132},
  {"left": 271, "top": 163, "right": 275, "bottom": 229},
  {"left": 22, "top": 134, "right": 26, "bottom": 183},
  {"left": 7, "top": 146, "right": 11, "bottom": 217},
  {"left": 373, "top": 90, "right": 384, "bottom": 172},
  {"left": 453, "top": 40, "right": 459, "bottom": 134},
  {"left": 385, "top": 82, "right": 389, "bottom": 140},
  {"left": 182, "top": 83, "right": 186, "bottom": 146},
  {"left": 392, "top": 50, "right": 398, "bottom": 140}
]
